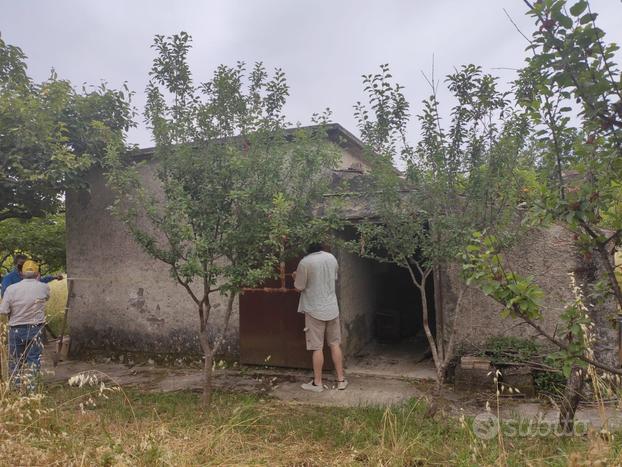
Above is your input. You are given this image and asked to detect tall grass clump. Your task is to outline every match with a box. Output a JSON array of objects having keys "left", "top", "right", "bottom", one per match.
[{"left": 45, "top": 277, "right": 67, "bottom": 336}]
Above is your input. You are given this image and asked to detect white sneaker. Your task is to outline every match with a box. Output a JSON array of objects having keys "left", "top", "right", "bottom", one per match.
[
  {"left": 337, "top": 379, "right": 348, "bottom": 390},
  {"left": 301, "top": 381, "right": 323, "bottom": 392}
]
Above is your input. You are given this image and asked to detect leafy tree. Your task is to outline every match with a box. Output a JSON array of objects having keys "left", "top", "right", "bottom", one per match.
[
  {"left": 0, "top": 214, "right": 66, "bottom": 275},
  {"left": 519, "top": 0, "right": 622, "bottom": 307},
  {"left": 464, "top": 0, "right": 622, "bottom": 432},
  {"left": 351, "top": 64, "right": 534, "bottom": 387},
  {"left": 0, "top": 35, "right": 134, "bottom": 222},
  {"left": 106, "top": 32, "right": 339, "bottom": 405}
]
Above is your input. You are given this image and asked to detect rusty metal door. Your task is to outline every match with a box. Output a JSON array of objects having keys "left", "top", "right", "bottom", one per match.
[{"left": 239, "top": 260, "right": 333, "bottom": 369}]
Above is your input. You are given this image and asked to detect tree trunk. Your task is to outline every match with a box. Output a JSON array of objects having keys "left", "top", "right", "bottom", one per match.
[
  {"left": 559, "top": 366, "right": 584, "bottom": 433},
  {"left": 406, "top": 263, "right": 442, "bottom": 388},
  {"left": 436, "top": 285, "right": 465, "bottom": 390},
  {"left": 419, "top": 276, "right": 442, "bottom": 385},
  {"left": 407, "top": 262, "right": 465, "bottom": 391},
  {"left": 199, "top": 328, "right": 214, "bottom": 406},
  {"left": 213, "top": 293, "right": 236, "bottom": 355},
  {"left": 420, "top": 299, "right": 443, "bottom": 390},
  {"left": 433, "top": 266, "right": 445, "bottom": 363}
]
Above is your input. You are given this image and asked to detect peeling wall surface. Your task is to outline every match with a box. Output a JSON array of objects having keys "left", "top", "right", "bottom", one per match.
[
  {"left": 67, "top": 137, "right": 617, "bottom": 364},
  {"left": 66, "top": 163, "right": 238, "bottom": 359},
  {"left": 440, "top": 224, "right": 618, "bottom": 364},
  {"left": 66, "top": 139, "right": 370, "bottom": 361}
]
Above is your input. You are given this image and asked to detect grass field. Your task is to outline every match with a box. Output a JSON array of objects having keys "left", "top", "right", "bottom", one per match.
[
  {"left": 0, "top": 382, "right": 620, "bottom": 466},
  {"left": 3, "top": 274, "right": 620, "bottom": 464},
  {"left": 45, "top": 278, "right": 68, "bottom": 336}
]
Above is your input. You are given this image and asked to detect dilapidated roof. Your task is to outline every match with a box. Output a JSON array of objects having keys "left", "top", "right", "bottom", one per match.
[
  {"left": 129, "top": 122, "right": 369, "bottom": 163},
  {"left": 316, "top": 169, "right": 379, "bottom": 220},
  {"left": 128, "top": 123, "right": 382, "bottom": 220}
]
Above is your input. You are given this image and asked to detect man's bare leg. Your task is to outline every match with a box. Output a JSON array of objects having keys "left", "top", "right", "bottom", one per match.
[
  {"left": 329, "top": 343, "right": 345, "bottom": 382},
  {"left": 312, "top": 349, "right": 324, "bottom": 386}
]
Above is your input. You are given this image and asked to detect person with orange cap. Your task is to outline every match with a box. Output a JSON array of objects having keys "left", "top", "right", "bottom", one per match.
[{"left": 0, "top": 260, "right": 50, "bottom": 392}]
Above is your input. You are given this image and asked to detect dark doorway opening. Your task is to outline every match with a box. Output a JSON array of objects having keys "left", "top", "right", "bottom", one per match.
[
  {"left": 343, "top": 251, "right": 437, "bottom": 377},
  {"left": 373, "top": 261, "right": 435, "bottom": 345}
]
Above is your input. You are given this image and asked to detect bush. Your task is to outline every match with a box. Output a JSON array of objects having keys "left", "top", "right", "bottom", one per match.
[
  {"left": 476, "top": 336, "right": 539, "bottom": 366},
  {"left": 476, "top": 336, "right": 566, "bottom": 396}
]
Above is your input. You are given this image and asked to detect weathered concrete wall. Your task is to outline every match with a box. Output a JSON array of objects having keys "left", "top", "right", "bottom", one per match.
[
  {"left": 581, "top": 253, "right": 619, "bottom": 368},
  {"left": 339, "top": 147, "right": 368, "bottom": 171},
  {"left": 440, "top": 224, "right": 618, "bottom": 365},
  {"left": 66, "top": 141, "right": 371, "bottom": 361},
  {"left": 336, "top": 249, "right": 377, "bottom": 357},
  {"left": 66, "top": 162, "right": 237, "bottom": 360},
  {"left": 68, "top": 140, "right": 618, "bottom": 365}
]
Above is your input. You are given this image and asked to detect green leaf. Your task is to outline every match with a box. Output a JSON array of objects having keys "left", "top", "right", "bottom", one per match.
[
  {"left": 580, "top": 12, "right": 597, "bottom": 24},
  {"left": 482, "top": 283, "right": 496, "bottom": 295},
  {"left": 558, "top": 15, "right": 573, "bottom": 29},
  {"left": 569, "top": 1, "right": 588, "bottom": 17}
]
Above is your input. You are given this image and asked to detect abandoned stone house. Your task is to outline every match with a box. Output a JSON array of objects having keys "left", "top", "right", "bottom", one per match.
[{"left": 65, "top": 123, "right": 619, "bottom": 369}]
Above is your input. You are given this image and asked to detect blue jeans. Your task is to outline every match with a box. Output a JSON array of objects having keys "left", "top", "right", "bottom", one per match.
[{"left": 8, "top": 323, "right": 44, "bottom": 393}]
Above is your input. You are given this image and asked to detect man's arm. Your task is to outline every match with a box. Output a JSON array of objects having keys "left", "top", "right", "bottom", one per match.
[
  {"left": 330, "top": 254, "right": 339, "bottom": 281},
  {"left": 40, "top": 274, "right": 63, "bottom": 284},
  {"left": 0, "top": 287, "right": 12, "bottom": 316},
  {"left": 294, "top": 263, "right": 307, "bottom": 291},
  {"left": 1, "top": 274, "right": 12, "bottom": 298}
]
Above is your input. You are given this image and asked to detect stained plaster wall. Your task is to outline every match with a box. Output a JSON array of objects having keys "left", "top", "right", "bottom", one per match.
[
  {"left": 67, "top": 143, "right": 369, "bottom": 360},
  {"left": 336, "top": 249, "right": 378, "bottom": 357},
  {"left": 440, "top": 224, "right": 618, "bottom": 365},
  {"left": 66, "top": 162, "right": 237, "bottom": 360}
]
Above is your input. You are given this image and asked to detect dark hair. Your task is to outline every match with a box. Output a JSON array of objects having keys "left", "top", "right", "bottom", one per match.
[
  {"left": 307, "top": 243, "right": 323, "bottom": 254},
  {"left": 14, "top": 254, "right": 28, "bottom": 271}
]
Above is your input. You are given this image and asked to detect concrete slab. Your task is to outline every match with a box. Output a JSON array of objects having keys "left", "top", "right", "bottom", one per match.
[
  {"left": 43, "top": 349, "right": 425, "bottom": 407},
  {"left": 495, "top": 400, "right": 622, "bottom": 431},
  {"left": 41, "top": 348, "right": 622, "bottom": 430},
  {"left": 271, "top": 375, "right": 423, "bottom": 407},
  {"left": 347, "top": 338, "right": 436, "bottom": 380}
]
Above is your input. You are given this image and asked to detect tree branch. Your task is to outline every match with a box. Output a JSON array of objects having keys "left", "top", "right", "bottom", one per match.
[
  {"left": 587, "top": 3, "right": 622, "bottom": 103},
  {"left": 578, "top": 219, "right": 622, "bottom": 308},
  {"left": 171, "top": 266, "right": 200, "bottom": 305},
  {"left": 517, "top": 307, "right": 622, "bottom": 375},
  {"left": 605, "top": 229, "right": 622, "bottom": 246}
]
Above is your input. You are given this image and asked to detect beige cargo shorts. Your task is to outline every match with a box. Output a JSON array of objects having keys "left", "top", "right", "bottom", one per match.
[{"left": 304, "top": 313, "right": 341, "bottom": 351}]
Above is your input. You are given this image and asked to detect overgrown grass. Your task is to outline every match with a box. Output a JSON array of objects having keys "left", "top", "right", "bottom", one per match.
[
  {"left": 45, "top": 278, "right": 67, "bottom": 336},
  {"left": 1, "top": 381, "right": 621, "bottom": 466}
]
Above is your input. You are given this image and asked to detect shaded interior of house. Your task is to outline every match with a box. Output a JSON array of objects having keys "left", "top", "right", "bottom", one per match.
[
  {"left": 238, "top": 237, "right": 436, "bottom": 376},
  {"left": 346, "top": 257, "right": 436, "bottom": 376}
]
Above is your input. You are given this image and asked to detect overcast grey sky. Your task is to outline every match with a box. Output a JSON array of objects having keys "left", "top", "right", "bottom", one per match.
[{"left": 2, "top": 1, "right": 621, "bottom": 147}]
